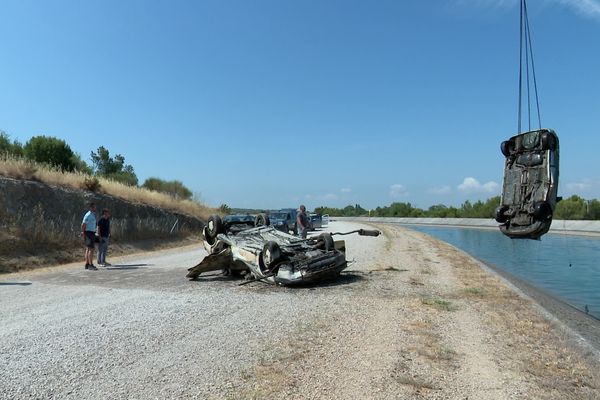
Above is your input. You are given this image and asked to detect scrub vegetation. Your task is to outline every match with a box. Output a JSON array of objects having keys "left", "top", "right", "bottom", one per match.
[
  {"left": 0, "top": 131, "right": 210, "bottom": 219},
  {"left": 315, "top": 196, "right": 600, "bottom": 220}
]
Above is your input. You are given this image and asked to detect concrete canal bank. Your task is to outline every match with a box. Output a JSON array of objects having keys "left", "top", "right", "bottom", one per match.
[{"left": 336, "top": 217, "right": 600, "bottom": 236}]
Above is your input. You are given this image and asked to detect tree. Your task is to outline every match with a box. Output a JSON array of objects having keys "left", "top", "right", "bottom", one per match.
[
  {"left": 388, "top": 202, "right": 416, "bottom": 217},
  {"left": 555, "top": 195, "right": 587, "bottom": 220},
  {"left": 586, "top": 199, "right": 600, "bottom": 220},
  {"left": 71, "top": 152, "right": 92, "bottom": 174},
  {"left": 458, "top": 196, "right": 500, "bottom": 218},
  {"left": 90, "top": 146, "right": 138, "bottom": 186},
  {"left": 142, "top": 177, "right": 192, "bottom": 199},
  {"left": 23, "top": 135, "right": 76, "bottom": 171},
  {"left": 427, "top": 204, "right": 449, "bottom": 218},
  {"left": 0, "top": 131, "right": 24, "bottom": 157}
]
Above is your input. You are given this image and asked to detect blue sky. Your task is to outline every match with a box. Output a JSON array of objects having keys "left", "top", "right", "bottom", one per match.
[{"left": 1, "top": 0, "right": 599, "bottom": 210}]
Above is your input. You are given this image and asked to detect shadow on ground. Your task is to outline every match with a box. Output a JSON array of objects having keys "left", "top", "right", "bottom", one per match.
[
  {"left": 105, "top": 263, "right": 152, "bottom": 270},
  {"left": 188, "top": 270, "right": 367, "bottom": 292}
]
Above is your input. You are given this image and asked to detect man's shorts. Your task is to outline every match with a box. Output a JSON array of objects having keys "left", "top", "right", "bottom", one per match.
[{"left": 84, "top": 231, "right": 96, "bottom": 249}]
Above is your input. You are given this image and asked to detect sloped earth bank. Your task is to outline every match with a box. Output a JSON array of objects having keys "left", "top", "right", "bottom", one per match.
[{"left": 1, "top": 222, "right": 599, "bottom": 399}]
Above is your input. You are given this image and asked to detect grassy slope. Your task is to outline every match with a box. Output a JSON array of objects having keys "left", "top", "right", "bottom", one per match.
[
  {"left": 1, "top": 157, "right": 214, "bottom": 272},
  {"left": 0, "top": 156, "right": 213, "bottom": 220}
]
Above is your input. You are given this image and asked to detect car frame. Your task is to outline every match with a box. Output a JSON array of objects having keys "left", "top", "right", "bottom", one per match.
[
  {"left": 187, "top": 214, "right": 380, "bottom": 286},
  {"left": 495, "top": 128, "right": 560, "bottom": 240}
]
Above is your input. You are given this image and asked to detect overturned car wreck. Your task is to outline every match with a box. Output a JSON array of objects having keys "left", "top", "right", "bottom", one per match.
[{"left": 187, "top": 215, "right": 381, "bottom": 286}]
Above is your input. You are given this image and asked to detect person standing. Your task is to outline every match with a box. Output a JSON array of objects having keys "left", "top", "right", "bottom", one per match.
[
  {"left": 296, "top": 204, "right": 310, "bottom": 239},
  {"left": 81, "top": 202, "right": 98, "bottom": 270},
  {"left": 97, "top": 208, "right": 111, "bottom": 267}
]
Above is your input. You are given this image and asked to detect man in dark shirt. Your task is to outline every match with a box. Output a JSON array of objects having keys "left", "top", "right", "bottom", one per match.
[
  {"left": 97, "top": 208, "right": 111, "bottom": 267},
  {"left": 296, "top": 205, "right": 309, "bottom": 239}
]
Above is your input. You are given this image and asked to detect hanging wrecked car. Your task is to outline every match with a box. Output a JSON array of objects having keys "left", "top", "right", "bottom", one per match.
[
  {"left": 495, "top": 1, "right": 561, "bottom": 240},
  {"left": 186, "top": 215, "right": 381, "bottom": 286},
  {"left": 495, "top": 128, "right": 560, "bottom": 240}
]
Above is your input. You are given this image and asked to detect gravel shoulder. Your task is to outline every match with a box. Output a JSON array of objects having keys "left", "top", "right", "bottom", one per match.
[{"left": 2, "top": 221, "right": 599, "bottom": 399}]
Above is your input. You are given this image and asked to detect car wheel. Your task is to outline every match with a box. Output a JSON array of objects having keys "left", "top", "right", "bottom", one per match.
[
  {"left": 319, "top": 233, "right": 335, "bottom": 251},
  {"left": 540, "top": 132, "right": 557, "bottom": 151},
  {"left": 495, "top": 206, "right": 509, "bottom": 223},
  {"left": 501, "top": 140, "right": 513, "bottom": 157},
  {"left": 206, "top": 215, "right": 224, "bottom": 241},
  {"left": 262, "top": 241, "right": 282, "bottom": 268},
  {"left": 533, "top": 201, "right": 553, "bottom": 221},
  {"left": 255, "top": 213, "right": 270, "bottom": 227}
]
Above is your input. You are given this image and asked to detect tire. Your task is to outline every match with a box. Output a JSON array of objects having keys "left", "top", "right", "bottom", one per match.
[
  {"left": 262, "top": 241, "right": 282, "bottom": 268},
  {"left": 533, "top": 201, "right": 553, "bottom": 221},
  {"left": 540, "top": 132, "right": 557, "bottom": 151},
  {"left": 255, "top": 213, "right": 270, "bottom": 227},
  {"left": 319, "top": 233, "right": 335, "bottom": 251},
  {"left": 500, "top": 140, "right": 513, "bottom": 157},
  {"left": 495, "top": 206, "right": 509, "bottom": 223},
  {"left": 206, "top": 215, "right": 224, "bottom": 241}
]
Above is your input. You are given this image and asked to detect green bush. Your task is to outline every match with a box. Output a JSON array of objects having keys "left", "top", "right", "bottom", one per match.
[
  {"left": 91, "top": 146, "right": 138, "bottom": 186},
  {"left": 0, "top": 131, "right": 24, "bottom": 157},
  {"left": 24, "top": 135, "right": 76, "bottom": 171},
  {"left": 142, "top": 177, "right": 193, "bottom": 199},
  {"left": 82, "top": 176, "right": 101, "bottom": 192}
]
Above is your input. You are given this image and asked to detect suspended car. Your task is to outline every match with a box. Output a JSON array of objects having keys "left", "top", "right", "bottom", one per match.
[
  {"left": 186, "top": 214, "right": 381, "bottom": 286},
  {"left": 495, "top": 129, "right": 560, "bottom": 239}
]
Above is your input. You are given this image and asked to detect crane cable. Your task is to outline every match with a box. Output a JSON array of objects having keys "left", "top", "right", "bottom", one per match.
[{"left": 518, "top": 0, "right": 542, "bottom": 134}]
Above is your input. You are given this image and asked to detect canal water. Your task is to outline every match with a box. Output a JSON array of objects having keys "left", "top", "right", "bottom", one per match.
[{"left": 403, "top": 225, "right": 600, "bottom": 319}]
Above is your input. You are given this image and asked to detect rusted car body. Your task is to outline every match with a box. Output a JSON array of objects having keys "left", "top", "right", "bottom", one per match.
[
  {"left": 187, "top": 215, "right": 380, "bottom": 286},
  {"left": 495, "top": 128, "right": 560, "bottom": 239}
]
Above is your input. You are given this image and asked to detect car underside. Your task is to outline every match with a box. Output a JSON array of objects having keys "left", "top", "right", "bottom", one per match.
[{"left": 495, "top": 129, "right": 560, "bottom": 240}]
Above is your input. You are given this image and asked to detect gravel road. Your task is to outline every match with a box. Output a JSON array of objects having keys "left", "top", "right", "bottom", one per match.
[{"left": 2, "top": 221, "right": 599, "bottom": 399}]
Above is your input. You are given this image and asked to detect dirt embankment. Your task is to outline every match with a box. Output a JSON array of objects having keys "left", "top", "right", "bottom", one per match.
[{"left": 0, "top": 177, "right": 204, "bottom": 272}]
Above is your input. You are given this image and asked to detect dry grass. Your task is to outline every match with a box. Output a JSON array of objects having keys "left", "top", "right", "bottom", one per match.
[
  {"left": 421, "top": 297, "right": 455, "bottom": 311},
  {"left": 0, "top": 156, "right": 213, "bottom": 219},
  {"left": 428, "top": 238, "right": 600, "bottom": 394}
]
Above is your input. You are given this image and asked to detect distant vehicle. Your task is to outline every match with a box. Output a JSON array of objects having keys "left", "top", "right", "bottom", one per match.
[
  {"left": 321, "top": 214, "right": 330, "bottom": 227},
  {"left": 269, "top": 209, "right": 298, "bottom": 235},
  {"left": 308, "top": 213, "right": 322, "bottom": 230},
  {"left": 495, "top": 128, "right": 560, "bottom": 240}
]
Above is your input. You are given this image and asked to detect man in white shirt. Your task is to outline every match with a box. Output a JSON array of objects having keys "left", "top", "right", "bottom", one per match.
[{"left": 81, "top": 202, "right": 98, "bottom": 270}]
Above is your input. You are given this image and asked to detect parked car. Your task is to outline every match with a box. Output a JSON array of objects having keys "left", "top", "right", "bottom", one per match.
[
  {"left": 269, "top": 208, "right": 298, "bottom": 234},
  {"left": 187, "top": 214, "right": 381, "bottom": 286},
  {"left": 495, "top": 128, "right": 560, "bottom": 240},
  {"left": 308, "top": 213, "right": 322, "bottom": 230},
  {"left": 321, "top": 214, "right": 330, "bottom": 227}
]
